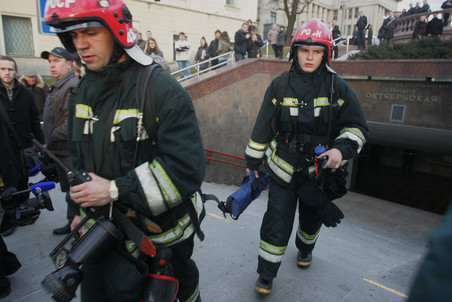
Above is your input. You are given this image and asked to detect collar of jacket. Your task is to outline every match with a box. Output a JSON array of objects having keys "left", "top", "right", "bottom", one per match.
[{"left": 53, "top": 70, "right": 77, "bottom": 90}]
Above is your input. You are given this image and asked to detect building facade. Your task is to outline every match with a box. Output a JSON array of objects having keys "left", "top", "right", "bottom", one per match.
[
  {"left": 0, "top": 0, "right": 258, "bottom": 76},
  {"left": 258, "top": 0, "right": 398, "bottom": 40}
]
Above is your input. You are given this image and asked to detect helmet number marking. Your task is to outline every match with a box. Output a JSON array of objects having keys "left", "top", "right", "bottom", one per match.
[{"left": 127, "top": 28, "right": 137, "bottom": 44}]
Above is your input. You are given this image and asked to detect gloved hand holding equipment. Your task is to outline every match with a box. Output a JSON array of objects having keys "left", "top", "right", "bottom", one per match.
[
  {"left": 313, "top": 145, "right": 347, "bottom": 227},
  {"left": 217, "top": 168, "right": 270, "bottom": 220}
]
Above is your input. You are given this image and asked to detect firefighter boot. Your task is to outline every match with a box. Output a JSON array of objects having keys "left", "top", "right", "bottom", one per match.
[
  {"left": 297, "top": 251, "right": 312, "bottom": 268},
  {"left": 255, "top": 276, "right": 272, "bottom": 295}
]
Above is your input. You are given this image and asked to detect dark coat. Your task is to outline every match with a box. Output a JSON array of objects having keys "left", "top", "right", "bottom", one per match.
[
  {"left": 277, "top": 30, "right": 287, "bottom": 46},
  {"left": 0, "top": 79, "right": 44, "bottom": 148},
  {"left": 194, "top": 44, "right": 209, "bottom": 70},
  {"left": 380, "top": 17, "right": 397, "bottom": 40},
  {"left": 0, "top": 112, "right": 22, "bottom": 188},
  {"left": 42, "top": 70, "right": 78, "bottom": 157},
  {"left": 413, "top": 20, "right": 428, "bottom": 39},
  {"left": 234, "top": 29, "right": 249, "bottom": 55},
  {"left": 356, "top": 16, "right": 368, "bottom": 31},
  {"left": 427, "top": 18, "right": 443, "bottom": 37},
  {"left": 247, "top": 33, "right": 264, "bottom": 58},
  {"left": 207, "top": 39, "right": 219, "bottom": 59}
]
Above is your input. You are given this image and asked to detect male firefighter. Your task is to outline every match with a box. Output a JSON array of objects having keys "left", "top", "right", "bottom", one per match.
[
  {"left": 44, "top": 1, "right": 205, "bottom": 301},
  {"left": 245, "top": 19, "right": 369, "bottom": 295}
]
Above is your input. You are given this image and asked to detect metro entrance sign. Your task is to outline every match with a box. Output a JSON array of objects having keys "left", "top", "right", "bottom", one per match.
[{"left": 38, "top": 0, "right": 62, "bottom": 35}]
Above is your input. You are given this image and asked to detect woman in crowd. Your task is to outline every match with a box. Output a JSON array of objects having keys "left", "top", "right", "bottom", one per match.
[
  {"left": 194, "top": 37, "right": 209, "bottom": 70},
  {"left": 146, "top": 37, "right": 164, "bottom": 57}
]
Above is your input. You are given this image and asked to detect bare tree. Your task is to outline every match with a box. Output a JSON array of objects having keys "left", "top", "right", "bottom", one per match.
[{"left": 279, "top": 0, "right": 313, "bottom": 45}]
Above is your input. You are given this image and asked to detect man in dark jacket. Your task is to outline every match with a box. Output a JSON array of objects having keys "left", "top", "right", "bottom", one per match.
[
  {"left": 427, "top": 12, "right": 443, "bottom": 37},
  {"left": 441, "top": 0, "right": 452, "bottom": 26},
  {"left": 0, "top": 56, "right": 45, "bottom": 236},
  {"left": 247, "top": 25, "right": 264, "bottom": 58},
  {"left": 41, "top": 47, "right": 79, "bottom": 235},
  {"left": 331, "top": 20, "right": 341, "bottom": 58},
  {"left": 277, "top": 26, "right": 287, "bottom": 59},
  {"left": 45, "top": 0, "right": 205, "bottom": 301},
  {"left": 0, "top": 119, "right": 22, "bottom": 299},
  {"left": 356, "top": 11, "right": 369, "bottom": 50},
  {"left": 234, "top": 22, "right": 250, "bottom": 61},
  {"left": 379, "top": 11, "right": 397, "bottom": 44},
  {"left": 207, "top": 30, "right": 221, "bottom": 68}
]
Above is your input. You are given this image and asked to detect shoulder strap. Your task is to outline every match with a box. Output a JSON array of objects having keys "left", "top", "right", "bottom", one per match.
[
  {"left": 136, "top": 63, "right": 163, "bottom": 143},
  {"left": 271, "top": 71, "right": 290, "bottom": 135},
  {"left": 325, "top": 66, "right": 339, "bottom": 146}
]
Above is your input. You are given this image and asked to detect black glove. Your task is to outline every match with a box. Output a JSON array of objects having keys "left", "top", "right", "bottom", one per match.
[{"left": 317, "top": 201, "right": 344, "bottom": 227}]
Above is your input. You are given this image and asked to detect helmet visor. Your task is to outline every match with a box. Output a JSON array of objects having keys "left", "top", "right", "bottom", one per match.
[{"left": 51, "top": 21, "right": 104, "bottom": 33}]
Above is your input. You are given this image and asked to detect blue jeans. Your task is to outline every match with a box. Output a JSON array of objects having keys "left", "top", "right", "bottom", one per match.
[
  {"left": 235, "top": 53, "right": 245, "bottom": 62},
  {"left": 177, "top": 60, "right": 191, "bottom": 79}
]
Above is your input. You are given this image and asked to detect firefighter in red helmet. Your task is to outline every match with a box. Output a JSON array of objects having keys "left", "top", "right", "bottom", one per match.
[
  {"left": 43, "top": 1, "right": 205, "bottom": 301},
  {"left": 245, "top": 18, "right": 368, "bottom": 295}
]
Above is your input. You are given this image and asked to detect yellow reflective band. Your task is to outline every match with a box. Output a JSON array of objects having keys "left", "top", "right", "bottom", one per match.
[
  {"left": 149, "top": 213, "right": 193, "bottom": 246},
  {"left": 308, "top": 165, "right": 315, "bottom": 175},
  {"left": 186, "top": 284, "right": 200, "bottom": 302},
  {"left": 338, "top": 98, "right": 345, "bottom": 107},
  {"left": 337, "top": 127, "right": 366, "bottom": 152},
  {"left": 135, "top": 162, "right": 167, "bottom": 216},
  {"left": 150, "top": 160, "right": 182, "bottom": 208},
  {"left": 113, "top": 109, "right": 140, "bottom": 124},
  {"left": 248, "top": 139, "right": 268, "bottom": 151},
  {"left": 245, "top": 146, "right": 265, "bottom": 159},
  {"left": 259, "top": 240, "right": 287, "bottom": 255},
  {"left": 282, "top": 97, "right": 300, "bottom": 107},
  {"left": 297, "top": 226, "right": 320, "bottom": 245},
  {"left": 259, "top": 240, "right": 286, "bottom": 263},
  {"left": 314, "top": 97, "right": 329, "bottom": 107},
  {"left": 75, "top": 104, "right": 93, "bottom": 119},
  {"left": 265, "top": 139, "right": 293, "bottom": 183}
]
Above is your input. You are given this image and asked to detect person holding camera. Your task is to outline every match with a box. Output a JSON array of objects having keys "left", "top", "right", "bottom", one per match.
[
  {"left": 0, "top": 117, "right": 22, "bottom": 299},
  {"left": 245, "top": 19, "right": 368, "bottom": 295},
  {"left": 44, "top": 1, "right": 205, "bottom": 301},
  {"left": 0, "top": 56, "right": 45, "bottom": 236}
]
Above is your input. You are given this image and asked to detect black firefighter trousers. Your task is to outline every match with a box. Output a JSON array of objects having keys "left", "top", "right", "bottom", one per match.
[{"left": 257, "top": 175, "right": 323, "bottom": 280}]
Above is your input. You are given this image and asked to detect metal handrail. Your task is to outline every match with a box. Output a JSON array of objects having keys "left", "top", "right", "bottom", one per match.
[
  {"left": 171, "top": 51, "right": 235, "bottom": 82},
  {"left": 332, "top": 35, "right": 350, "bottom": 59}
]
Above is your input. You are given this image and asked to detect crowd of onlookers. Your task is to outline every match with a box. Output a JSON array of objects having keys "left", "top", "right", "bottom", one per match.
[{"left": 135, "top": 20, "right": 288, "bottom": 80}]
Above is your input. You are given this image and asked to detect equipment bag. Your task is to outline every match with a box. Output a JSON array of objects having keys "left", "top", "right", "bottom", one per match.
[{"left": 217, "top": 169, "right": 270, "bottom": 220}]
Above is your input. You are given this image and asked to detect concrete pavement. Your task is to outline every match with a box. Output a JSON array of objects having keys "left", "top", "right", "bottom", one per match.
[{"left": 2, "top": 178, "right": 443, "bottom": 302}]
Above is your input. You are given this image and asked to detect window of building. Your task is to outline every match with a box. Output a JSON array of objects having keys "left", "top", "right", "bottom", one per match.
[
  {"left": 333, "top": 10, "right": 338, "bottom": 20},
  {"left": 347, "top": 25, "right": 352, "bottom": 35},
  {"left": 2, "top": 15, "right": 34, "bottom": 56},
  {"left": 354, "top": 8, "right": 359, "bottom": 18},
  {"left": 270, "top": 12, "right": 276, "bottom": 24},
  {"left": 226, "top": 0, "right": 234, "bottom": 5},
  {"left": 348, "top": 9, "right": 353, "bottom": 19}
]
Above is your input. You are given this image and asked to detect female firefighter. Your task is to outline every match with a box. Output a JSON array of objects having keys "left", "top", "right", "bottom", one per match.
[{"left": 245, "top": 19, "right": 369, "bottom": 295}]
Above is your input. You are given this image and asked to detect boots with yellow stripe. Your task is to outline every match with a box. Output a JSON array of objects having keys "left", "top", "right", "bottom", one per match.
[
  {"left": 297, "top": 251, "right": 312, "bottom": 268},
  {"left": 255, "top": 276, "right": 273, "bottom": 295}
]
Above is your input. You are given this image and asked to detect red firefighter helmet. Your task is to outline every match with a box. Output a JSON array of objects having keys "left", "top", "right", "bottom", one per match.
[
  {"left": 290, "top": 18, "right": 332, "bottom": 65},
  {"left": 44, "top": 0, "right": 138, "bottom": 51}
]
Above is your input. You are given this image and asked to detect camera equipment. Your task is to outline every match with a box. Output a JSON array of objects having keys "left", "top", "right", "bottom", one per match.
[
  {"left": 32, "top": 139, "right": 92, "bottom": 186},
  {"left": 42, "top": 214, "right": 124, "bottom": 302},
  {"left": 0, "top": 181, "right": 56, "bottom": 226}
]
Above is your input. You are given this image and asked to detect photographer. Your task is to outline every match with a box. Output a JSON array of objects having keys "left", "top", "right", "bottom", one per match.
[
  {"left": 0, "top": 109, "right": 22, "bottom": 299},
  {"left": 0, "top": 56, "right": 45, "bottom": 236},
  {"left": 44, "top": 1, "right": 205, "bottom": 301}
]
